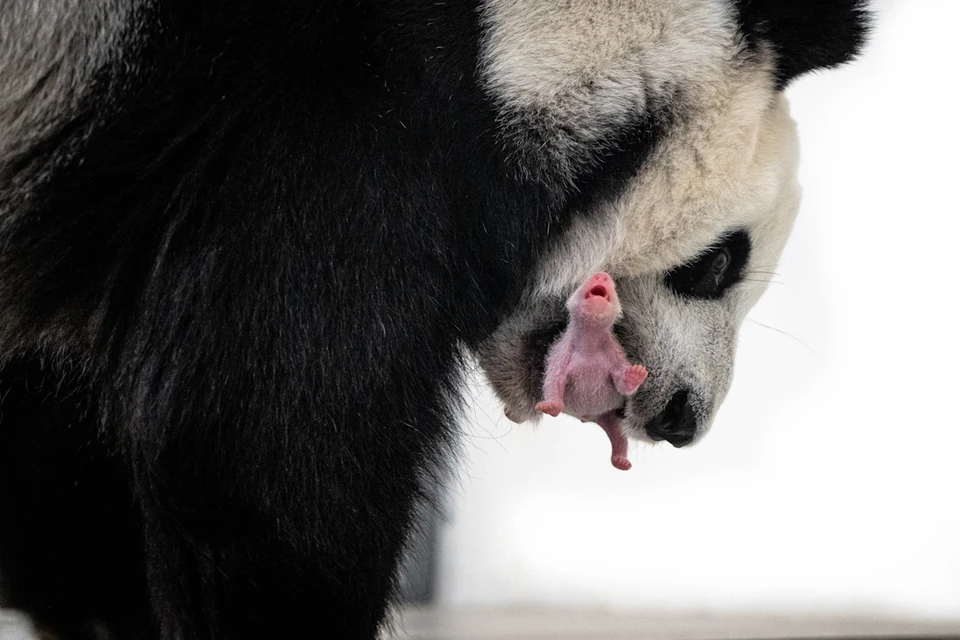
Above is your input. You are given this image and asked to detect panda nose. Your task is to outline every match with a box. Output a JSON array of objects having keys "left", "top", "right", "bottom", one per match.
[{"left": 645, "top": 390, "right": 697, "bottom": 447}]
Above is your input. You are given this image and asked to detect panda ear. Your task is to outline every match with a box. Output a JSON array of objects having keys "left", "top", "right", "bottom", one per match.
[{"left": 734, "top": 0, "right": 871, "bottom": 88}]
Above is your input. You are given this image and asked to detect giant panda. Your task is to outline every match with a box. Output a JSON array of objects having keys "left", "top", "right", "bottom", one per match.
[{"left": 0, "top": 1, "right": 868, "bottom": 638}]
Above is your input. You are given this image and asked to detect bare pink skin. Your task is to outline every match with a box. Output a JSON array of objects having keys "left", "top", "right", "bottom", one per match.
[{"left": 535, "top": 272, "right": 647, "bottom": 471}]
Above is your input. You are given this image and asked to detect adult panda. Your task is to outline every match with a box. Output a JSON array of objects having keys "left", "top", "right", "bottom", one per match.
[{"left": 0, "top": 1, "right": 867, "bottom": 638}]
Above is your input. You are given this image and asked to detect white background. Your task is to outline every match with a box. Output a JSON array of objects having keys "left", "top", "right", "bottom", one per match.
[{"left": 438, "top": 0, "right": 960, "bottom": 619}]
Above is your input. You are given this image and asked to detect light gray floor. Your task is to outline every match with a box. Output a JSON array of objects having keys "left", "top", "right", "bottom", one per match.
[
  {"left": 386, "top": 607, "right": 960, "bottom": 640},
  {"left": 6, "top": 607, "right": 960, "bottom": 639},
  {"left": 0, "top": 611, "right": 34, "bottom": 640}
]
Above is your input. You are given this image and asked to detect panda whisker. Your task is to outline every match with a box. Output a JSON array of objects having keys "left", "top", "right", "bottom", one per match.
[{"left": 747, "top": 319, "right": 822, "bottom": 358}]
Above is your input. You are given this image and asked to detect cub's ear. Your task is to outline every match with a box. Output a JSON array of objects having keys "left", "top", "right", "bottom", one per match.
[{"left": 734, "top": 0, "right": 871, "bottom": 88}]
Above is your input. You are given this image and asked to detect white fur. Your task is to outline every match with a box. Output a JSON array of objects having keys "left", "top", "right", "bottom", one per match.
[
  {"left": 479, "top": 0, "right": 807, "bottom": 444},
  {"left": 0, "top": 0, "right": 136, "bottom": 171},
  {"left": 531, "top": 56, "right": 798, "bottom": 293},
  {"left": 480, "top": 0, "right": 734, "bottom": 185}
]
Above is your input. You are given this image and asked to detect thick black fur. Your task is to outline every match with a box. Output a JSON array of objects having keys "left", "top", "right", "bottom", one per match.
[
  {"left": 1, "top": 2, "right": 668, "bottom": 638},
  {"left": 734, "top": 0, "right": 870, "bottom": 88},
  {"left": 0, "top": 2, "right": 867, "bottom": 638},
  {"left": 0, "top": 360, "right": 150, "bottom": 640}
]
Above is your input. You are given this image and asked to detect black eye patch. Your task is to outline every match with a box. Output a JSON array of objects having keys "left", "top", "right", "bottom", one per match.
[{"left": 663, "top": 230, "right": 751, "bottom": 300}]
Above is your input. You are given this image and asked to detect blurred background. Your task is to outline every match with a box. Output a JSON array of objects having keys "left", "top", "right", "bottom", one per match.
[{"left": 400, "top": 0, "right": 960, "bottom": 636}]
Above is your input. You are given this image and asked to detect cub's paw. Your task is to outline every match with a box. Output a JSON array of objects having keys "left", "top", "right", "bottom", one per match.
[
  {"left": 536, "top": 400, "right": 564, "bottom": 417},
  {"left": 611, "top": 455, "right": 632, "bottom": 471},
  {"left": 620, "top": 365, "right": 648, "bottom": 395}
]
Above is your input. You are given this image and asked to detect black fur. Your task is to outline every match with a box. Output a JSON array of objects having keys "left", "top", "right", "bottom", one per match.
[
  {"left": 0, "top": 360, "right": 150, "bottom": 640},
  {"left": 0, "top": 2, "right": 669, "bottom": 638},
  {"left": 664, "top": 230, "right": 752, "bottom": 300},
  {"left": 734, "top": 0, "right": 870, "bottom": 88},
  {"left": 0, "top": 1, "right": 868, "bottom": 638}
]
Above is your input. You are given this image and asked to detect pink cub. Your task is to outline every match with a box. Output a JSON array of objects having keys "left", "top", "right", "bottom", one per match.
[{"left": 536, "top": 272, "right": 647, "bottom": 471}]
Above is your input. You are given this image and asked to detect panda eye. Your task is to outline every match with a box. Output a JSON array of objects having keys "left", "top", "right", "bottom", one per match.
[
  {"left": 712, "top": 249, "right": 730, "bottom": 276},
  {"left": 664, "top": 230, "right": 751, "bottom": 300}
]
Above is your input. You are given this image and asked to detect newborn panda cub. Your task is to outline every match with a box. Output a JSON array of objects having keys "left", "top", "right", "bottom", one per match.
[{"left": 536, "top": 273, "right": 648, "bottom": 470}]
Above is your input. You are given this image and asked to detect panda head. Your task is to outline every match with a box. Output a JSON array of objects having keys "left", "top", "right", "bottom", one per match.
[{"left": 477, "top": 0, "right": 869, "bottom": 447}]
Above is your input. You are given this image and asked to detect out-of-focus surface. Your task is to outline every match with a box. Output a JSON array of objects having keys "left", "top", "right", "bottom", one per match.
[
  {"left": 387, "top": 607, "right": 960, "bottom": 640},
  {"left": 8, "top": 607, "right": 960, "bottom": 640},
  {"left": 0, "top": 611, "right": 31, "bottom": 640},
  {"left": 438, "top": 0, "right": 960, "bottom": 621}
]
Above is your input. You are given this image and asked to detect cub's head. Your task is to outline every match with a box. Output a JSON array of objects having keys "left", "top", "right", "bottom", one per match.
[{"left": 478, "top": 0, "right": 868, "bottom": 447}]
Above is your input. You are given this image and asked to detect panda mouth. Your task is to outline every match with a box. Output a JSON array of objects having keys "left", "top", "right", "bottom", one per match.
[{"left": 586, "top": 284, "right": 611, "bottom": 301}]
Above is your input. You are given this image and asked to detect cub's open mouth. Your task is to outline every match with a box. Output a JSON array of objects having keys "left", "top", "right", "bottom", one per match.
[{"left": 586, "top": 284, "right": 610, "bottom": 301}]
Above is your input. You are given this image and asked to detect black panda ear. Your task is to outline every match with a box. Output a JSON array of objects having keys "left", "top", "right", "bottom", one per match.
[{"left": 734, "top": 0, "right": 871, "bottom": 88}]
